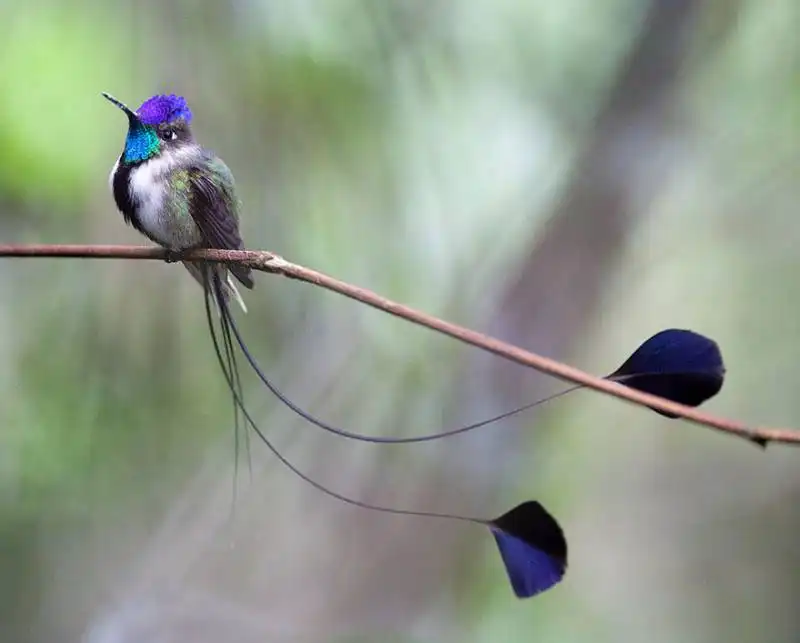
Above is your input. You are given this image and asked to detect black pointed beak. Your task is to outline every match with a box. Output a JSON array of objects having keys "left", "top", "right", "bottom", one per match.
[{"left": 101, "top": 92, "right": 142, "bottom": 127}]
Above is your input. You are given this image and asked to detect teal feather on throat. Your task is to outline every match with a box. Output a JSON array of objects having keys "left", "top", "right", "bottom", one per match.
[{"left": 123, "top": 126, "right": 160, "bottom": 163}]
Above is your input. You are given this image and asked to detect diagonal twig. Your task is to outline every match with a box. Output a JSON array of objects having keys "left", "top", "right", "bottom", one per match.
[{"left": 0, "top": 242, "right": 795, "bottom": 447}]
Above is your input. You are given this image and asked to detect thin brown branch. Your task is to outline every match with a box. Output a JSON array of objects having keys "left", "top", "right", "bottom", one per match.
[{"left": 0, "top": 242, "right": 795, "bottom": 447}]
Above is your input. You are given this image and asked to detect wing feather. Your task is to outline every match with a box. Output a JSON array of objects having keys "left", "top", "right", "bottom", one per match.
[{"left": 187, "top": 156, "right": 254, "bottom": 289}]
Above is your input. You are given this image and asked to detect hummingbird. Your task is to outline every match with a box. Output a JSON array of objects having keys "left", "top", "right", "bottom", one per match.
[
  {"left": 102, "top": 93, "right": 570, "bottom": 600},
  {"left": 103, "top": 92, "right": 254, "bottom": 310},
  {"left": 101, "top": 96, "right": 726, "bottom": 601}
]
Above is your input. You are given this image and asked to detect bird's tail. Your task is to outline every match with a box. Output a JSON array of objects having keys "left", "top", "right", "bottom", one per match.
[{"left": 183, "top": 260, "right": 248, "bottom": 314}]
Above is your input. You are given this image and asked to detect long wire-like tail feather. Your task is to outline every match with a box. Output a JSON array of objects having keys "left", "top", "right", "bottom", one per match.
[
  {"left": 205, "top": 275, "right": 566, "bottom": 601},
  {"left": 203, "top": 271, "right": 484, "bottom": 525},
  {"left": 201, "top": 265, "right": 250, "bottom": 512}
]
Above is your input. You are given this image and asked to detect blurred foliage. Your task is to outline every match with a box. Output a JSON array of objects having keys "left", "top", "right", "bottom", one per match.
[
  {"left": 0, "top": 5, "right": 125, "bottom": 210},
  {"left": 0, "top": 0, "right": 799, "bottom": 642}
]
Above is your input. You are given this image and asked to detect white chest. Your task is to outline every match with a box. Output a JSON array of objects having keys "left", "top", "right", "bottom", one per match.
[
  {"left": 110, "top": 150, "right": 204, "bottom": 249},
  {"left": 129, "top": 159, "right": 174, "bottom": 244}
]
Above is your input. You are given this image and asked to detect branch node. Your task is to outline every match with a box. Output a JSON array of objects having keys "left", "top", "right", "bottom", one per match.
[{"left": 259, "top": 254, "right": 290, "bottom": 274}]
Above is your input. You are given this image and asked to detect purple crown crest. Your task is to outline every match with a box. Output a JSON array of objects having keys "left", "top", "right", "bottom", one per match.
[{"left": 136, "top": 94, "right": 193, "bottom": 125}]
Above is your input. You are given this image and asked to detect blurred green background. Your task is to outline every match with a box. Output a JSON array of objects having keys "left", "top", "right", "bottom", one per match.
[{"left": 1, "top": 0, "right": 799, "bottom": 641}]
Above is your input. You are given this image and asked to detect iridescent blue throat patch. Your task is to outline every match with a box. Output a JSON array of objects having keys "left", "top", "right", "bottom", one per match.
[{"left": 123, "top": 126, "right": 160, "bottom": 164}]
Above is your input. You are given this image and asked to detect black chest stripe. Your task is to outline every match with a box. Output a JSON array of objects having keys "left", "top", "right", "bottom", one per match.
[{"left": 111, "top": 160, "right": 146, "bottom": 235}]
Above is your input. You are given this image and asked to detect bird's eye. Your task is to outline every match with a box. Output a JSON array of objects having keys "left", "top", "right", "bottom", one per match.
[{"left": 161, "top": 128, "right": 177, "bottom": 141}]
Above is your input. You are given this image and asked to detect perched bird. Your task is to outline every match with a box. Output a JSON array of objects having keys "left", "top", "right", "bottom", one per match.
[
  {"left": 104, "top": 95, "right": 731, "bottom": 602},
  {"left": 103, "top": 92, "right": 254, "bottom": 310}
]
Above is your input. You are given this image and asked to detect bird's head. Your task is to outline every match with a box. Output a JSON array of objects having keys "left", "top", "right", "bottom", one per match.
[{"left": 103, "top": 92, "right": 194, "bottom": 165}]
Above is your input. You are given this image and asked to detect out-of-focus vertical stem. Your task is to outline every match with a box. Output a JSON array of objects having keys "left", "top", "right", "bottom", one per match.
[{"left": 478, "top": 0, "right": 704, "bottom": 441}]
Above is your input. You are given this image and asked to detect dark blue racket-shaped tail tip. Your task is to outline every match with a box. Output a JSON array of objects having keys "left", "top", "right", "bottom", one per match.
[
  {"left": 489, "top": 501, "right": 567, "bottom": 599},
  {"left": 609, "top": 328, "right": 725, "bottom": 418}
]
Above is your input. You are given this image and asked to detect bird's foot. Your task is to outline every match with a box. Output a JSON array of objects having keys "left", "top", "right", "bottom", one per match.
[{"left": 163, "top": 249, "right": 183, "bottom": 264}]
